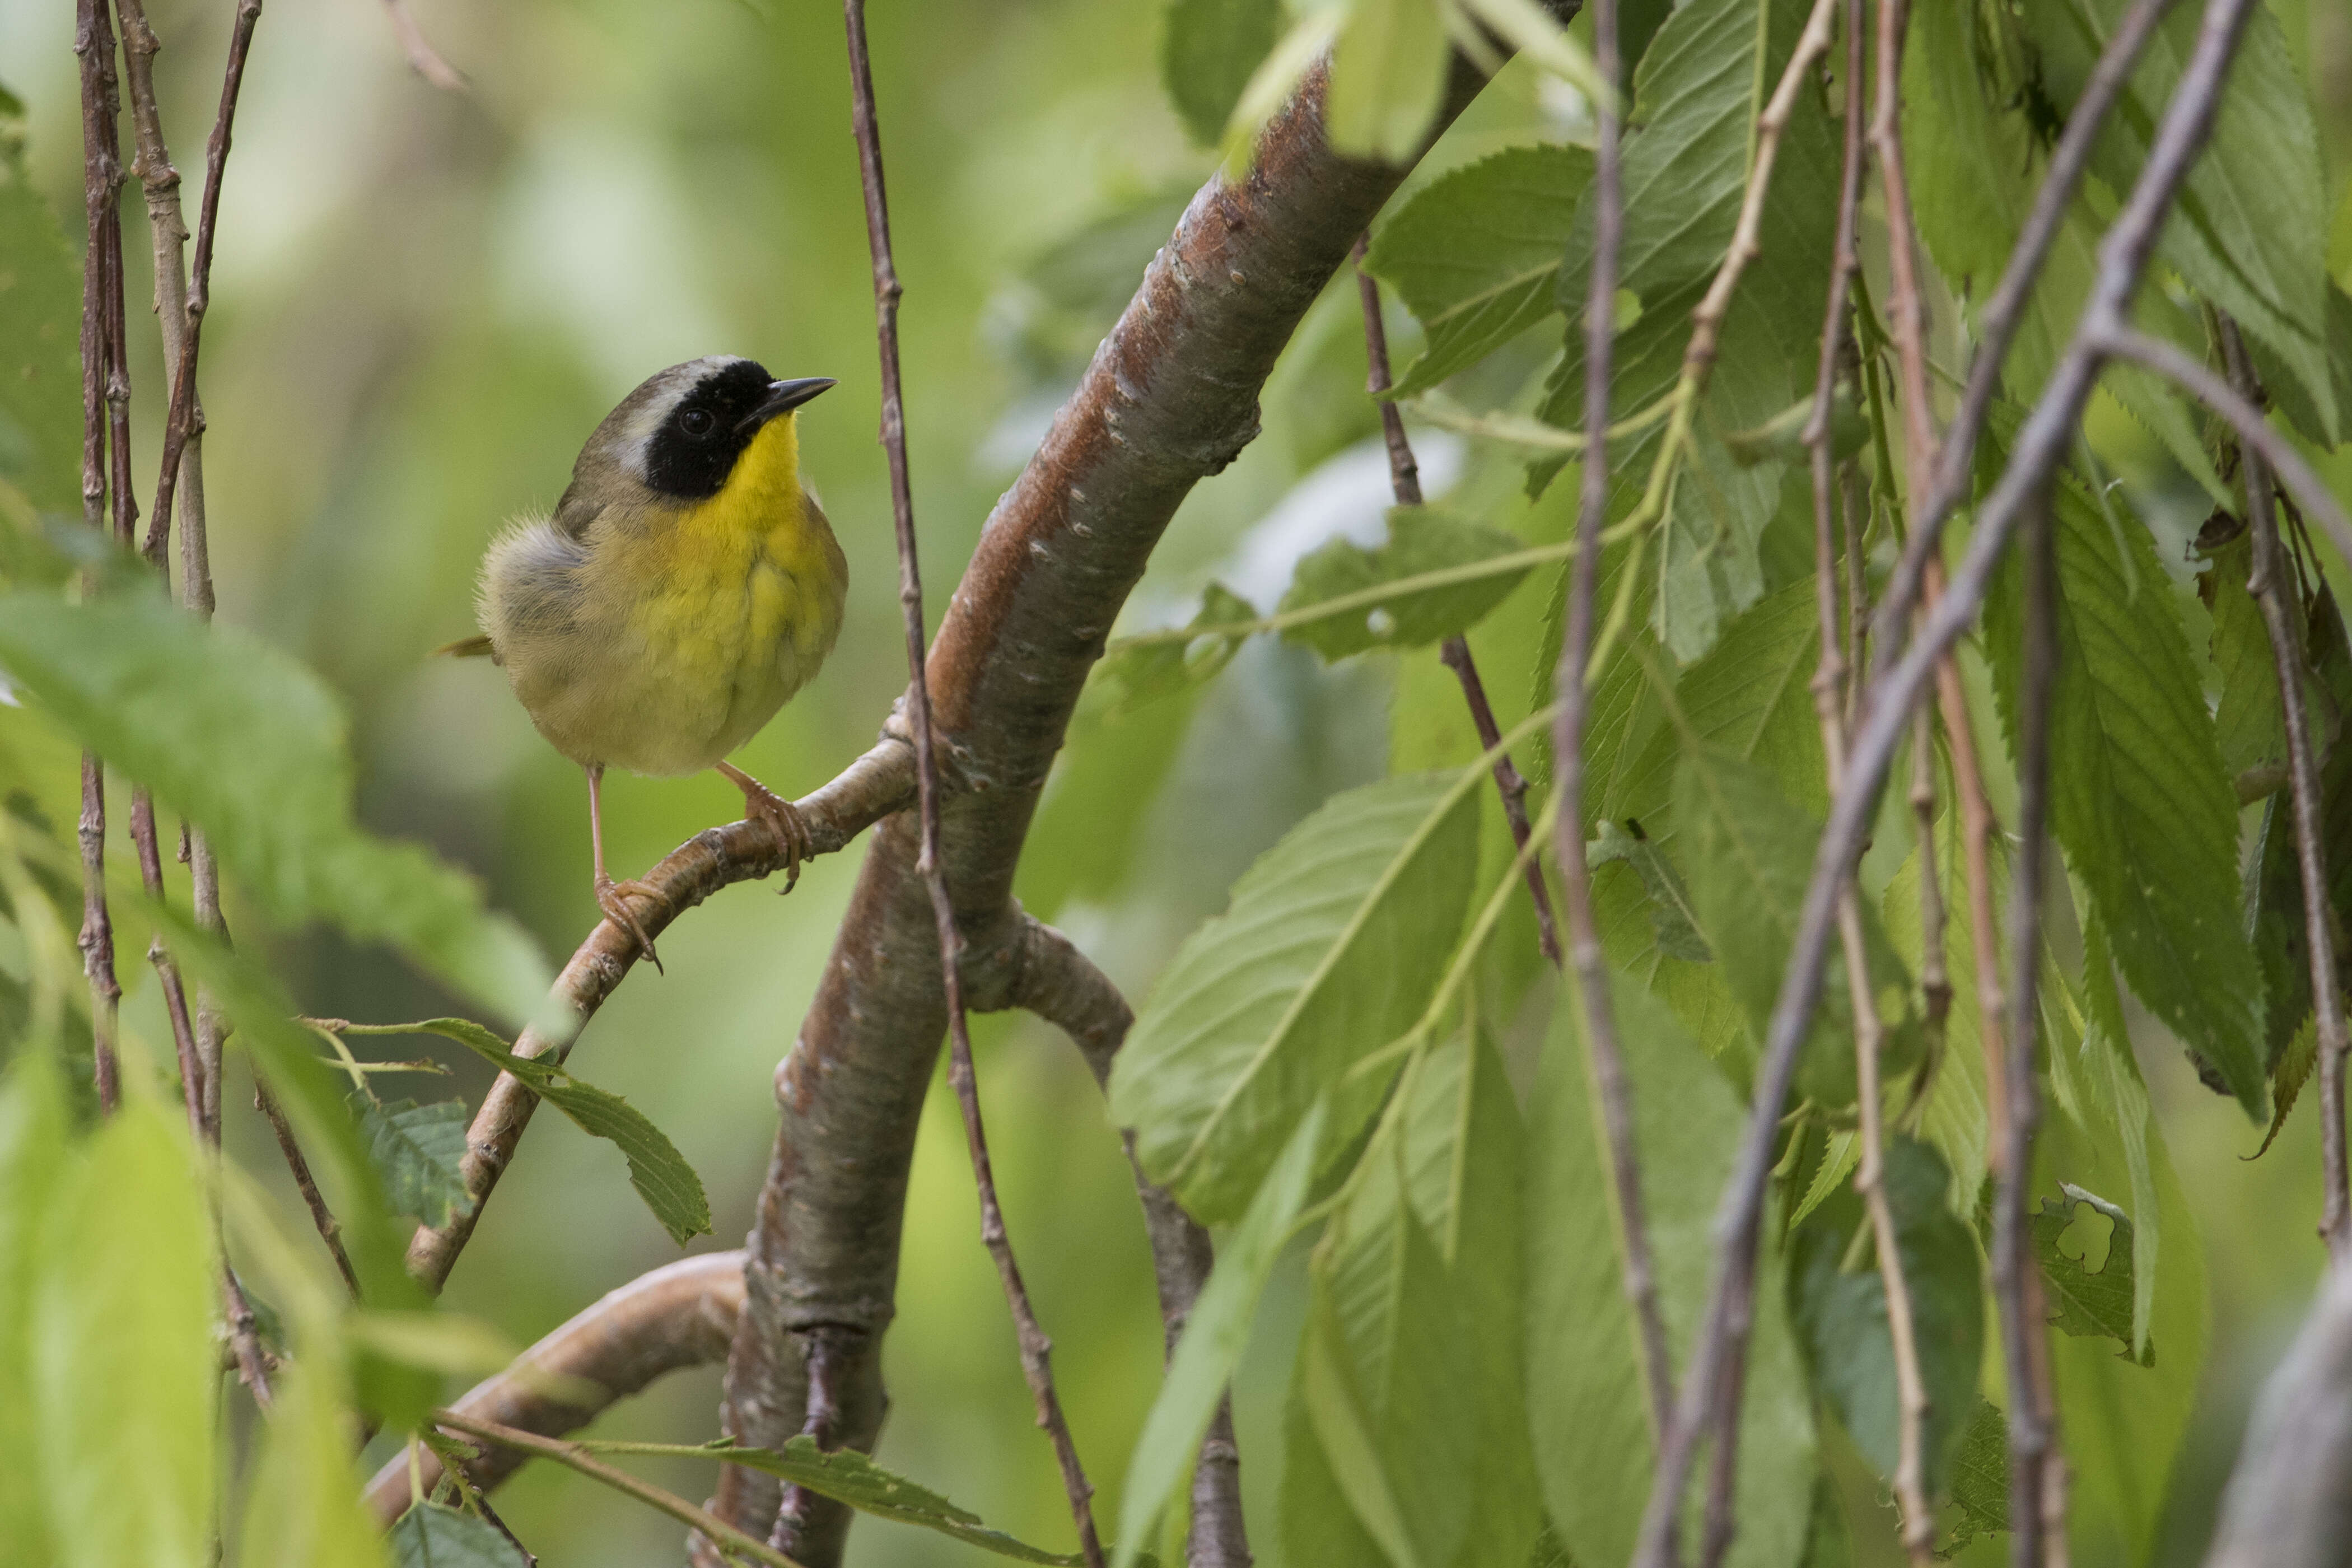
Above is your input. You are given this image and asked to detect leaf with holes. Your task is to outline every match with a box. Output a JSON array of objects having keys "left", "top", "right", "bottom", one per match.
[
  {"left": 1364, "top": 144, "right": 1592, "bottom": 396},
  {"left": 1279, "top": 507, "right": 1533, "bottom": 660},
  {"left": 2033, "top": 1184, "right": 2147, "bottom": 1365},
  {"left": 1112, "top": 771, "right": 1480, "bottom": 1222}
]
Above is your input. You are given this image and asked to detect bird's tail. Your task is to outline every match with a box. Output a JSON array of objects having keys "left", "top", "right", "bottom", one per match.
[{"left": 434, "top": 633, "right": 496, "bottom": 659}]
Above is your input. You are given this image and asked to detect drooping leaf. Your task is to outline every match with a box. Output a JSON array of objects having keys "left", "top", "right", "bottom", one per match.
[
  {"left": 1882, "top": 806, "right": 1995, "bottom": 1215},
  {"left": 1113, "top": 771, "right": 1480, "bottom": 1222},
  {"left": 2196, "top": 519, "right": 2290, "bottom": 788},
  {"left": 1161, "top": 0, "right": 1284, "bottom": 146},
  {"left": 0, "top": 589, "right": 549, "bottom": 1023},
  {"left": 1786, "top": 1138, "right": 1985, "bottom": 1497},
  {"left": 1982, "top": 479, "right": 2267, "bottom": 1116},
  {"left": 1900, "top": 0, "right": 2033, "bottom": 291},
  {"left": 1523, "top": 978, "right": 1817, "bottom": 1568},
  {"left": 2032, "top": 1183, "right": 2145, "bottom": 1364},
  {"left": 32, "top": 1100, "right": 216, "bottom": 1568},
  {"left": 1364, "top": 144, "right": 1593, "bottom": 396},
  {"left": 2027, "top": 0, "right": 2339, "bottom": 442},
  {"left": 351, "top": 1095, "right": 475, "bottom": 1230},
  {"left": 1295, "top": 1276, "right": 1426, "bottom": 1568},
  {"left": 1278, "top": 507, "right": 1534, "bottom": 660},
  {"left": 2072, "top": 911, "right": 2163, "bottom": 1363},
  {"left": 1940, "top": 1400, "right": 2010, "bottom": 1557},
  {"left": 2255, "top": 1016, "right": 2318, "bottom": 1161},
  {"left": 0, "top": 99, "right": 82, "bottom": 519},
  {"left": 1326, "top": 0, "right": 1449, "bottom": 162},
  {"left": 389, "top": 1504, "right": 529, "bottom": 1568},
  {"left": 0, "top": 1051, "right": 66, "bottom": 1561},
  {"left": 1114, "top": 1103, "right": 1326, "bottom": 1568},
  {"left": 1588, "top": 818, "right": 1710, "bottom": 960},
  {"left": 341, "top": 1019, "right": 710, "bottom": 1245}
]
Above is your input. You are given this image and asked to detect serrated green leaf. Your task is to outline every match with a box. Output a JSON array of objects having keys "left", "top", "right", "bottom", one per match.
[
  {"left": 2028, "top": 0, "right": 2337, "bottom": 441},
  {"left": 1984, "top": 480, "right": 2267, "bottom": 1116},
  {"left": 1112, "top": 771, "right": 1481, "bottom": 1222},
  {"left": 345, "top": 1019, "right": 710, "bottom": 1245},
  {"left": 33, "top": 1100, "right": 216, "bottom": 1568},
  {"left": 1114, "top": 1102, "right": 1326, "bottom": 1568},
  {"left": 1900, "top": 0, "right": 2032, "bottom": 291},
  {"left": 0, "top": 589, "right": 549, "bottom": 1023},
  {"left": 351, "top": 1095, "right": 474, "bottom": 1230},
  {"left": 1786, "top": 1138, "right": 1985, "bottom": 1497},
  {"left": 1280, "top": 507, "right": 1533, "bottom": 659},
  {"left": 1365, "top": 144, "right": 1593, "bottom": 396},
  {"left": 0, "top": 108, "right": 82, "bottom": 519},
  {"left": 1939, "top": 1400, "right": 2010, "bottom": 1557},
  {"left": 1588, "top": 818, "right": 1710, "bottom": 960},
  {"left": 389, "top": 1504, "right": 528, "bottom": 1568},
  {"left": 2253, "top": 1015, "right": 2317, "bottom": 1161},
  {"left": 2032, "top": 1183, "right": 2145, "bottom": 1364},
  {"left": 1161, "top": 0, "right": 1283, "bottom": 146},
  {"left": 1523, "top": 977, "right": 1817, "bottom": 1568},
  {"left": 1326, "top": 0, "right": 1448, "bottom": 161},
  {"left": 2197, "top": 522, "right": 2289, "bottom": 787}
]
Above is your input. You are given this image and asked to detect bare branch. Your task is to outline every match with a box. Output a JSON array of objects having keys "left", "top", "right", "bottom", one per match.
[
  {"left": 403, "top": 740, "right": 912, "bottom": 1292},
  {"left": 1549, "top": 0, "right": 1679, "bottom": 1463},
  {"left": 366, "top": 1252, "right": 745, "bottom": 1522},
  {"left": 380, "top": 0, "right": 467, "bottom": 92},
  {"left": 2217, "top": 318, "right": 2351, "bottom": 1262},
  {"left": 1351, "top": 237, "right": 1561, "bottom": 969},
  {"left": 1631, "top": 0, "right": 2272, "bottom": 1556}
]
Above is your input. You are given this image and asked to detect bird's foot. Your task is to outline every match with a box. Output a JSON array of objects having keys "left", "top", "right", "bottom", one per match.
[
  {"left": 594, "top": 873, "right": 665, "bottom": 973},
  {"left": 735, "top": 777, "right": 813, "bottom": 893}
]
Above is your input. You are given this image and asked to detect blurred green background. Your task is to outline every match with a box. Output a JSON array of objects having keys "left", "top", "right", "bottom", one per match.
[{"left": 3, "top": 0, "right": 2350, "bottom": 1562}]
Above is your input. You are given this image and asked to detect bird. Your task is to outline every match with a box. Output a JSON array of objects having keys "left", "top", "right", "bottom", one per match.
[{"left": 441, "top": 356, "right": 847, "bottom": 969}]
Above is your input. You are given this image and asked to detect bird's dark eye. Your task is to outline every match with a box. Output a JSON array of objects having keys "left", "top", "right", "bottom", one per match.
[{"left": 679, "top": 408, "right": 716, "bottom": 438}]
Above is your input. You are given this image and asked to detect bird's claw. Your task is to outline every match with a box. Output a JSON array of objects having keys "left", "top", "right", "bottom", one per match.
[
  {"left": 738, "top": 781, "right": 813, "bottom": 894},
  {"left": 594, "top": 873, "right": 665, "bottom": 972}
]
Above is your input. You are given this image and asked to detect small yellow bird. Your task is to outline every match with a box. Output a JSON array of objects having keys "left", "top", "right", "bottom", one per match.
[{"left": 444, "top": 357, "right": 847, "bottom": 967}]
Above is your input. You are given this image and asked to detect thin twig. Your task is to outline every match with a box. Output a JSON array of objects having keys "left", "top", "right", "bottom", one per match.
[
  {"left": 380, "top": 0, "right": 466, "bottom": 91},
  {"left": 1630, "top": 1, "right": 2269, "bottom": 1558},
  {"left": 1866, "top": 0, "right": 2186, "bottom": 657},
  {"left": 132, "top": 787, "right": 204, "bottom": 1137},
  {"left": 1550, "top": 0, "right": 1677, "bottom": 1455},
  {"left": 255, "top": 1080, "right": 362, "bottom": 1300},
  {"left": 222, "top": 1266, "right": 275, "bottom": 1408},
  {"left": 838, "top": 7, "right": 1104, "bottom": 1564},
  {"left": 2218, "top": 318, "right": 2350, "bottom": 1262},
  {"left": 1867, "top": 0, "right": 1935, "bottom": 505},
  {"left": 1352, "top": 235, "right": 1560, "bottom": 969},
  {"left": 72, "top": 0, "right": 125, "bottom": 1114},
  {"left": 431, "top": 1409, "right": 808, "bottom": 1568}
]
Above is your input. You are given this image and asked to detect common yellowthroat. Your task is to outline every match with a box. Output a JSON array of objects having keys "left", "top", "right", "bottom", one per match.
[{"left": 443, "top": 357, "right": 847, "bottom": 966}]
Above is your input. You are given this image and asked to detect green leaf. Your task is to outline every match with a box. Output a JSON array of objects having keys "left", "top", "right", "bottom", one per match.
[
  {"left": 1939, "top": 1400, "right": 2010, "bottom": 1557},
  {"left": 0, "top": 102, "right": 82, "bottom": 519},
  {"left": 1161, "top": 0, "right": 1283, "bottom": 146},
  {"left": 237, "top": 1361, "right": 389, "bottom": 1568},
  {"left": 1523, "top": 978, "right": 1817, "bottom": 1568},
  {"left": 344, "top": 1019, "right": 710, "bottom": 1245},
  {"left": 2254, "top": 1015, "right": 2317, "bottom": 1161},
  {"left": 1326, "top": 0, "right": 1448, "bottom": 161},
  {"left": 1721, "top": 386, "right": 1868, "bottom": 469},
  {"left": 2072, "top": 911, "right": 2162, "bottom": 1363},
  {"left": 1088, "top": 584, "right": 1256, "bottom": 719},
  {"left": 1114, "top": 1102, "right": 1326, "bottom": 1568},
  {"left": 1112, "top": 771, "right": 1481, "bottom": 1222},
  {"left": 1882, "top": 808, "right": 1995, "bottom": 1213},
  {"left": 2032, "top": 1183, "right": 2145, "bottom": 1364},
  {"left": 32, "top": 1099, "right": 216, "bottom": 1568},
  {"left": 1900, "top": 0, "right": 2033, "bottom": 290},
  {"left": 1279, "top": 507, "right": 1533, "bottom": 660},
  {"left": 2028, "top": 0, "right": 2338, "bottom": 441},
  {"left": 390, "top": 1504, "right": 528, "bottom": 1567},
  {"left": 1588, "top": 818, "right": 1710, "bottom": 961},
  {"left": 1982, "top": 480, "right": 2266, "bottom": 1116},
  {"left": 1786, "top": 1138, "right": 1985, "bottom": 1496},
  {"left": 0, "top": 589, "right": 550, "bottom": 1023},
  {"left": 1365, "top": 144, "right": 1594, "bottom": 396},
  {"left": 0, "top": 1050, "right": 66, "bottom": 1561},
  {"left": 2196, "top": 521, "right": 2289, "bottom": 787},
  {"left": 352, "top": 1095, "right": 475, "bottom": 1230},
  {"left": 1296, "top": 1275, "right": 1429, "bottom": 1568}
]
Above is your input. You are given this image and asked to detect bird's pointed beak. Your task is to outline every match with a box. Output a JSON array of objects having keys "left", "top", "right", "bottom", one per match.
[{"left": 740, "top": 376, "right": 837, "bottom": 431}]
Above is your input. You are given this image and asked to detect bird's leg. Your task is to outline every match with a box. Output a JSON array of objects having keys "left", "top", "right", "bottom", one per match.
[
  {"left": 715, "top": 759, "right": 813, "bottom": 893},
  {"left": 586, "top": 764, "right": 663, "bottom": 972}
]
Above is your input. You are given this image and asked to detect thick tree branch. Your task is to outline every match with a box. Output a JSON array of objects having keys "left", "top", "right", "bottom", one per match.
[
  {"left": 1630, "top": 0, "right": 2269, "bottom": 1558},
  {"left": 365, "top": 1250, "right": 746, "bottom": 1522},
  {"left": 708, "top": 34, "right": 1562, "bottom": 1562},
  {"left": 403, "top": 742, "right": 912, "bottom": 1292}
]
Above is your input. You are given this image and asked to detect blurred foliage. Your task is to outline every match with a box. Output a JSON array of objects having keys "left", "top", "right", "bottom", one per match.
[{"left": 2, "top": 0, "right": 2352, "bottom": 1565}]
